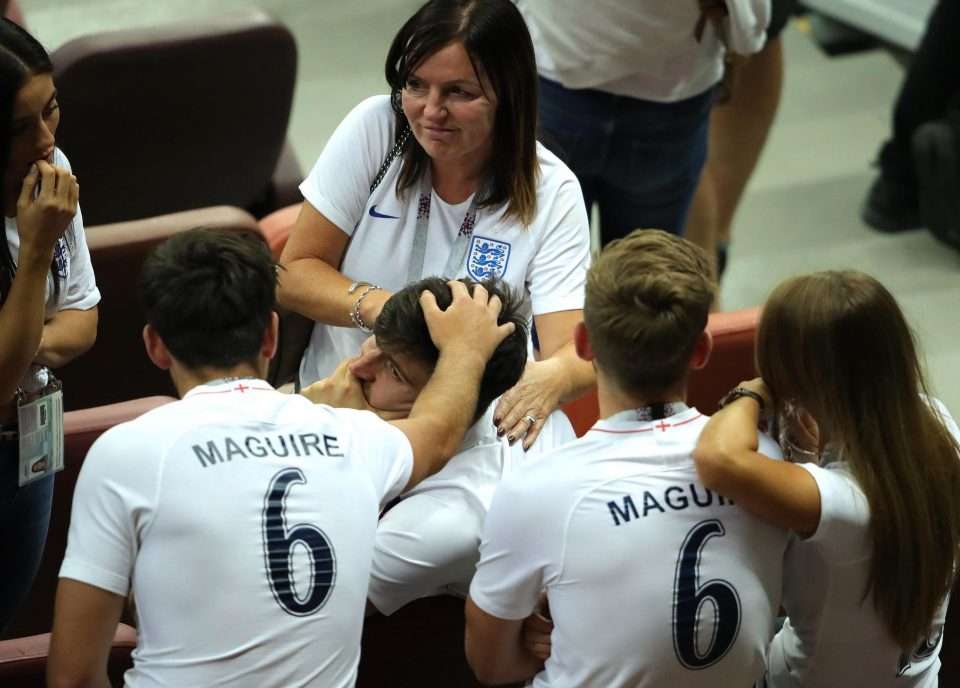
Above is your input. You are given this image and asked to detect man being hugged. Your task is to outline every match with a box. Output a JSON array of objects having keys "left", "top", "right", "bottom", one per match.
[
  {"left": 303, "top": 277, "right": 576, "bottom": 615},
  {"left": 47, "top": 228, "right": 514, "bottom": 688},
  {"left": 465, "top": 230, "right": 787, "bottom": 687}
]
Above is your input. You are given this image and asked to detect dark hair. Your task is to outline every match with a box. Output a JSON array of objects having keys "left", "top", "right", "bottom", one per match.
[
  {"left": 584, "top": 229, "right": 715, "bottom": 397},
  {"left": 0, "top": 18, "right": 60, "bottom": 303},
  {"left": 384, "top": 0, "right": 540, "bottom": 225},
  {"left": 375, "top": 276, "right": 528, "bottom": 422},
  {"left": 139, "top": 227, "right": 277, "bottom": 370}
]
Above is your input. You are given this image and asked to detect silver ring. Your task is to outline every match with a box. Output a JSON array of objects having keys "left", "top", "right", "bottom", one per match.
[{"left": 523, "top": 415, "right": 537, "bottom": 427}]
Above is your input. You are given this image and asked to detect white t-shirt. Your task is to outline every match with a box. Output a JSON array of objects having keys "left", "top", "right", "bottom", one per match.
[
  {"left": 470, "top": 407, "right": 787, "bottom": 688},
  {"left": 60, "top": 379, "right": 414, "bottom": 688},
  {"left": 297, "top": 95, "right": 591, "bottom": 386},
  {"left": 516, "top": 0, "right": 770, "bottom": 101},
  {"left": 369, "top": 407, "right": 576, "bottom": 615},
  {"left": 767, "top": 398, "right": 960, "bottom": 688},
  {"left": 3, "top": 148, "right": 100, "bottom": 393}
]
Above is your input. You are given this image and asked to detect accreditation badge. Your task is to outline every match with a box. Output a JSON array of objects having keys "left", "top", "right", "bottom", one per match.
[{"left": 17, "top": 372, "right": 64, "bottom": 486}]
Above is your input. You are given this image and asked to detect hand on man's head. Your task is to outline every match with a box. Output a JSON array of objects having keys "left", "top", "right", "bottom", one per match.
[{"left": 420, "top": 280, "right": 515, "bottom": 364}]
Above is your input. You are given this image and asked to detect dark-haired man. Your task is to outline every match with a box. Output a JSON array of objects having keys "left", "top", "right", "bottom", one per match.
[
  {"left": 302, "top": 277, "right": 576, "bottom": 616},
  {"left": 47, "top": 228, "right": 515, "bottom": 687},
  {"left": 465, "top": 229, "right": 787, "bottom": 687}
]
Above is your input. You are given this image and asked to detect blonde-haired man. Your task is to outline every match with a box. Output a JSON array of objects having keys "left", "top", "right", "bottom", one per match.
[{"left": 465, "top": 229, "right": 787, "bottom": 687}]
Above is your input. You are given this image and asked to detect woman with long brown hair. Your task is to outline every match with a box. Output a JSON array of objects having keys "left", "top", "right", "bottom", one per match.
[{"left": 693, "top": 270, "right": 960, "bottom": 687}]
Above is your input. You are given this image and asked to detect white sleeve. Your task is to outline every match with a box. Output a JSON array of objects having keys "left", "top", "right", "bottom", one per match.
[
  {"left": 54, "top": 149, "right": 100, "bottom": 312},
  {"left": 726, "top": 0, "right": 771, "bottom": 55},
  {"left": 526, "top": 150, "right": 591, "bottom": 316},
  {"left": 299, "top": 95, "right": 395, "bottom": 236},
  {"left": 469, "top": 471, "right": 555, "bottom": 620},
  {"left": 369, "top": 490, "right": 484, "bottom": 615},
  {"left": 332, "top": 407, "right": 413, "bottom": 507},
  {"left": 59, "top": 426, "right": 156, "bottom": 596},
  {"left": 797, "top": 462, "right": 870, "bottom": 560}
]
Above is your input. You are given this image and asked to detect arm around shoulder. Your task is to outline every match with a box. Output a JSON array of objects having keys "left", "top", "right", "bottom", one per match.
[{"left": 693, "top": 394, "right": 822, "bottom": 537}]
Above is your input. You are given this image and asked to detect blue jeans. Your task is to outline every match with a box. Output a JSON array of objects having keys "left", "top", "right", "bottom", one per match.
[
  {"left": 538, "top": 76, "right": 713, "bottom": 244},
  {"left": 0, "top": 438, "right": 54, "bottom": 636}
]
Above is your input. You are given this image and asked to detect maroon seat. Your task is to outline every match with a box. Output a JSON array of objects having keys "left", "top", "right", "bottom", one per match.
[
  {"left": 51, "top": 8, "right": 301, "bottom": 225},
  {"left": 0, "top": 623, "right": 136, "bottom": 687},
  {"left": 55, "top": 205, "right": 261, "bottom": 411},
  {"left": 6, "top": 397, "right": 176, "bottom": 638}
]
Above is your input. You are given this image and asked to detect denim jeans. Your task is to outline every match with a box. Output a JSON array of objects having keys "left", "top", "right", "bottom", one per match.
[
  {"left": 538, "top": 76, "right": 713, "bottom": 245},
  {"left": 0, "top": 439, "right": 54, "bottom": 636}
]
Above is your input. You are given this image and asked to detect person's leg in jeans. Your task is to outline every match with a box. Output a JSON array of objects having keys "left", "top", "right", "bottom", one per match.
[
  {"left": 537, "top": 76, "right": 606, "bottom": 224},
  {"left": 863, "top": 0, "right": 960, "bottom": 231},
  {"left": 0, "top": 443, "right": 54, "bottom": 636},
  {"left": 596, "top": 89, "right": 712, "bottom": 244}
]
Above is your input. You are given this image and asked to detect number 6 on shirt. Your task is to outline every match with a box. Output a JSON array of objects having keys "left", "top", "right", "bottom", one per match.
[
  {"left": 262, "top": 468, "right": 337, "bottom": 615},
  {"left": 673, "top": 519, "right": 742, "bottom": 669}
]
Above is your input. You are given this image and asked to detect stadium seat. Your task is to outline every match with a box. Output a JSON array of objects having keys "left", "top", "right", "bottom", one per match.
[
  {"left": 560, "top": 306, "right": 762, "bottom": 436},
  {"left": 0, "top": 623, "right": 136, "bottom": 687},
  {"left": 50, "top": 8, "right": 301, "bottom": 225},
  {"left": 5, "top": 397, "right": 176, "bottom": 638},
  {"left": 56, "top": 205, "right": 261, "bottom": 411}
]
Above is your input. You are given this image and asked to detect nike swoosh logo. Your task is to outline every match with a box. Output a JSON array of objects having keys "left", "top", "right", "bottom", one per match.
[{"left": 369, "top": 205, "right": 400, "bottom": 219}]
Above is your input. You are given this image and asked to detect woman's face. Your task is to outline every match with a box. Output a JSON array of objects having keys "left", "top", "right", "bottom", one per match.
[
  {"left": 6, "top": 72, "right": 59, "bottom": 182},
  {"left": 401, "top": 41, "right": 497, "bottom": 172}
]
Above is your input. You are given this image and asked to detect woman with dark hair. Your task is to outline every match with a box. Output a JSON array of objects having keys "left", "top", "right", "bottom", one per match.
[
  {"left": 0, "top": 17, "right": 99, "bottom": 633},
  {"left": 693, "top": 271, "right": 960, "bottom": 687},
  {"left": 279, "top": 0, "right": 593, "bottom": 450}
]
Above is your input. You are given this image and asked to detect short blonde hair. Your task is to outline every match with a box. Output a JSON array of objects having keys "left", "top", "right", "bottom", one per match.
[{"left": 584, "top": 229, "right": 715, "bottom": 396}]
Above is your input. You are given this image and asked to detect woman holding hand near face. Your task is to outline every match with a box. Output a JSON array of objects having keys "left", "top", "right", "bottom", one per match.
[
  {"left": 0, "top": 18, "right": 99, "bottom": 633},
  {"left": 279, "top": 0, "right": 594, "bottom": 451}
]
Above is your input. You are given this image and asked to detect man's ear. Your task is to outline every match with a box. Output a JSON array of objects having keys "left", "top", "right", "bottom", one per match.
[
  {"left": 689, "top": 330, "right": 713, "bottom": 371},
  {"left": 263, "top": 311, "right": 280, "bottom": 360},
  {"left": 574, "top": 321, "right": 594, "bottom": 362},
  {"left": 142, "top": 324, "right": 173, "bottom": 370}
]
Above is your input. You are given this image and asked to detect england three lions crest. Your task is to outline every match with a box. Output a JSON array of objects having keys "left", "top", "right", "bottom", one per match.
[{"left": 467, "top": 236, "right": 511, "bottom": 280}]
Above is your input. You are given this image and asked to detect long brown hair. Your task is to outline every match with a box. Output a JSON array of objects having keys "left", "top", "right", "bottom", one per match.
[
  {"left": 384, "top": 0, "right": 539, "bottom": 226},
  {"left": 757, "top": 271, "right": 960, "bottom": 649}
]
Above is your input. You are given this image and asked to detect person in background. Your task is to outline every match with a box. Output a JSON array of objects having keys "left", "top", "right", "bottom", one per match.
[{"left": 517, "top": 0, "right": 770, "bottom": 243}]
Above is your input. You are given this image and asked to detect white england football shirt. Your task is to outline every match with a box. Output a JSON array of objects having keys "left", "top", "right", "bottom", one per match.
[
  {"left": 60, "top": 379, "right": 413, "bottom": 688},
  {"left": 470, "top": 407, "right": 787, "bottom": 687},
  {"left": 297, "top": 95, "right": 590, "bottom": 385},
  {"left": 766, "top": 398, "right": 960, "bottom": 688}
]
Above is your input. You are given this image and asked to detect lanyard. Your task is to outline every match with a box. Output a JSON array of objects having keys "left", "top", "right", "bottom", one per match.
[{"left": 406, "top": 170, "right": 479, "bottom": 283}]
